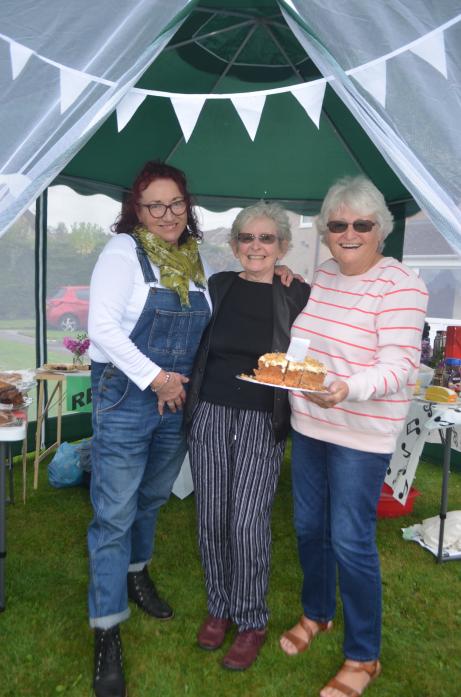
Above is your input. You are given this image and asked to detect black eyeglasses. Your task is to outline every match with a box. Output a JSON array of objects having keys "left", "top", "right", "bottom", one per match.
[
  {"left": 326, "top": 220, "right": 377, "bottom": 234},
  {"left": 138, "top": 199, "right": 187, "bottom": 219},
  {"left": 237, "top": 233, "right": 279, "bottom": 245}
]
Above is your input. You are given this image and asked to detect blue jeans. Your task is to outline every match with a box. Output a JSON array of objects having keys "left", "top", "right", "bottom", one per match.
[
  {"left": 290, "top": 430, "right": 391, "bottom": 661},
  {"left": 87, "top": 282, "right": 210, "bottom": 629},
  {"left": 88, "top": 361, "right": 187, "bottom": 628}
]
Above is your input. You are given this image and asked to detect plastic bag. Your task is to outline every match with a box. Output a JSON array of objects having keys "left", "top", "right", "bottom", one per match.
[
  {"left": 48, "top": 441, "right": 83, "bottom": 488},
  {"left": 76, "top": 437, "right": 92, "bottom": 472}
]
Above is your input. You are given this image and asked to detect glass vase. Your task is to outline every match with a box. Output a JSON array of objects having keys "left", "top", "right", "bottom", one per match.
[{"left": 72, "top": 354, "right": 86, "bottom": 368}]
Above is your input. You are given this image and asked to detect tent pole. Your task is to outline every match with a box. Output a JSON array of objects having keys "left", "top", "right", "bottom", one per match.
[
  {"left": 35, "top": 190, "right": 48, "bottom": 452},
  {"left": 264, "top": 23, "right": 306, "bottom": 80},
  {"left": 165, "top": 20, "right": 258, "bottom": 163},
  {"left": 35, "top": 190, "right": 47, "bottom": 369},
  {"left": 165, "top": 20, "right": 253, "bottom": 51}
]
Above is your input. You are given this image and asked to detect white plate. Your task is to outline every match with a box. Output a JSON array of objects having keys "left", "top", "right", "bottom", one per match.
[
  {"left": 37, "top": 365, "right": 90, "bottom": 376},
  {"left": 236, "top": 374, "right": 329, "bottom": 394},
  {"left": 38, "top": 363, "right": 78, "bottom": 373}
]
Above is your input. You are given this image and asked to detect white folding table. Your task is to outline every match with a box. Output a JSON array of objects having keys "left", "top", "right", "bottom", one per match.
[{"left": 0, "top": 417, "right": 27, "bottom": 611}]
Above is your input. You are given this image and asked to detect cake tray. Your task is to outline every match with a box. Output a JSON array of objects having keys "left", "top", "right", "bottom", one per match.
[{"left": 236, "top": 374, "right": 329, "bottom": 394}]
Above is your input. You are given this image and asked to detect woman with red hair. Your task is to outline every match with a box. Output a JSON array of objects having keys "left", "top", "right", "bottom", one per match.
[{"left": 87, "top": 161, "right": 211, "bottom": 697}]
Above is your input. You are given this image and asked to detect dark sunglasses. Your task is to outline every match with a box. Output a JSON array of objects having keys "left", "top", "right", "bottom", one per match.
[
  {"left": 326, "top": 220, "right": 377, "bottom": 234},
  {"left": 237, "top": 233, "right": 279, "bottom": 245}
]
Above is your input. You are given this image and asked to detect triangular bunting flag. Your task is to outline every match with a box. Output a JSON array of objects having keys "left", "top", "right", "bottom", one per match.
[
  {"left": 352, "top": 61, "right": 387, "bottom": 107},
  {"left": 0, "top": 173, "right": 32, "bottom": 198},
  {"left": 230, "top": 94, "right": 266, "bottom": 141},
  {"left": 116, "top": 92, "right": 146, "bottom": 132},
  {"left": 410, "top": 31, "right": 447, "bottom": 78},
  {"left": 59, "top": 68, "right": 93, "bottom": 113},
  {"left": 170, "top": 96, "right": 207, "bottom": 142},
  {"left": 291, "top": 81, "right": 326, "bottom": 128},
  {"left": 9, "top": 40, "right": 33, "bottom": 80}
]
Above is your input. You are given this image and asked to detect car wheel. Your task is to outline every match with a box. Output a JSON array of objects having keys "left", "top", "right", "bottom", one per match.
[{"left": 59, "top": 314, "right": 79, "bottom": 332}]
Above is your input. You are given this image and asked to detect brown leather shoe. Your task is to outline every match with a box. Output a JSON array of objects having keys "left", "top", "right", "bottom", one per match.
[
  {"left": 221, "top": 628, "right": 267, "bottom": 671},
  {"left": 197, "top": 615, "right": 232, "bottom": 650}
]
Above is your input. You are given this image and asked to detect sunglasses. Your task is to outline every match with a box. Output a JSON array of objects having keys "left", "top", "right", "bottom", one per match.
[
  {"left": 237, "top": 233, "right": 279, "bottom": 245},
  {"left": 326, "top": 220, "right": 377, "bottom": 234}
]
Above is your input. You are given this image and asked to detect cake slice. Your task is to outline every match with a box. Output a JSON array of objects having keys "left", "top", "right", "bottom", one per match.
[
  {"left": 298, "top": 357, "right": 328, "bottom": 391},
  {"left": 424, "top": 386, "right": 457, "bottom": 403},
  {"left": 254, "top": 353, "right": 288, "bottom": 384},
  {"left": 252, "top": 352, "right": 327, "bottom": 391}
]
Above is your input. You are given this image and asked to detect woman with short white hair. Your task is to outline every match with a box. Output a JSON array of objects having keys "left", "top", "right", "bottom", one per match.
[{"left": 280, "top": 176, "right": 428, "bottom": 697}]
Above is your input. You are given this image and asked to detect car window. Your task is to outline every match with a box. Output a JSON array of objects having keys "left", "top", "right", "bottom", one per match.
[
  {"left": 76, "top": 289, "right": 90, "bottom": 300},
  {"left": 50, "top": 287, "right": 66, "bottom": 299}
]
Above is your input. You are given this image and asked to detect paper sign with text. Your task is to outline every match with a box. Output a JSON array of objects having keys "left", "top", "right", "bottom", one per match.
[{"left": 286, "top": 337, "right": 311, "bottom": 362}]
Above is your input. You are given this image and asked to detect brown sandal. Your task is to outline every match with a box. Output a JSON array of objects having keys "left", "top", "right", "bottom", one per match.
[
  {"left": 322, "top": 659, "right": 381, "bottom": 697},
  {"left": 280, "top": 615, "right": 333, "bottom": 655}
]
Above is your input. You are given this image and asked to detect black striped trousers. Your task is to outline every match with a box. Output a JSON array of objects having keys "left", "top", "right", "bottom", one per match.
[{"left": 188, "top": 401, "right": 285, "bottom": 631}]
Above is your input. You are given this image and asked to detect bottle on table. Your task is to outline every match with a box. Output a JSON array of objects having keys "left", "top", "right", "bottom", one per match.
[{"left": 443, "top": 327, "right": 461, "bottom": 394}]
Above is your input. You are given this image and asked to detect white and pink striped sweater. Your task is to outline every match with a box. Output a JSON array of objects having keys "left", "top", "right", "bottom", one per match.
[{"left": 290, "top": 256, "right": 429, "bottom": 453}]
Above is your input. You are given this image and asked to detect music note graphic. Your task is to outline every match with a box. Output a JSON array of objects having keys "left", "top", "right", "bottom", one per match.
[
  {"left": 401, "top": 442, "right": 411, "bottom": 459},
  {"left": 423, "top": 403, "right": 433, "bottom": 418},
  {"left": 406, "top": 418, "right": 421, "bottom": 436},
  {"left": 390, "top": 463, "right": 408, "bottom": 488},
  {"left": 398, "top": 480, "right": 409, "bottom": 500}
]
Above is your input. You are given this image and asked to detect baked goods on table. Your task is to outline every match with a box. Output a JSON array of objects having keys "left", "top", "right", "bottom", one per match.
[
  {"left": 41, "top": 362, "right": 89, "bottom": 372},
  {"left": 42, "top": 363, "right": 78, "bottom": 372},
  {"left": 0, "top": 382, "right": 24, "bottom": 407},
  {"left": 0, "top": 372, "right": 22, "bottom": 385},
  {"left": 0, "top": 410, "right": 16, "bottom": 426},
  {"left": 0, "top": 370, "right": 36, "bottom": 410},
  {"left": 251, "top": 352, "right": 327, "bottom": 391},
  {"left": 0, "top": 408, "right": 24, "bottom": 424},
  {"left": 424, "top": 385, "right": 457, "bottom": 403}
]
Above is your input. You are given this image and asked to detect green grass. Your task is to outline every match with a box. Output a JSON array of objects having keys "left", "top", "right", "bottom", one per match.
[
  {"left": 0, "top": 330, "right": 67, "bottom": 370},
  {"left": 0, "top": 319, "right": 35, "bottom": 330},
  {"left": 3, "top": 451, "right": 461, "bottom": 697},
  {"left": 0, "top": 341, "right": 38, "bottom": 370}
]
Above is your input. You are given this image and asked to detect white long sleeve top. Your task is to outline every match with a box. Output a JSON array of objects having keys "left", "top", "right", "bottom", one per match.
[
  {"left": 88, "top": 233, "right": 212, "bottom": 391},
  {"left": 290, "top": 256, "right": 429, "bottom": 453}
]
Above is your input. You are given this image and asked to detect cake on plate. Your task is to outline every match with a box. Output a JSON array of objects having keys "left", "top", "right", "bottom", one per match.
[
  {"left": 424, "top": 385, "right": 457, "bottom": 403},
  {"left": 252, "top": 352, "right": 327, "bottom": 391}
]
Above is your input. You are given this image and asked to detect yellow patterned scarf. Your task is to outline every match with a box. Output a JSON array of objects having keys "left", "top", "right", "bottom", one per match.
[{"left": 133, "top": 225, "right": 206, "bottom": 307}]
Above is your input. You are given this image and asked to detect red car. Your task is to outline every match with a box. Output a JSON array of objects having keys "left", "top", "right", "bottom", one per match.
[{"left": 46, "top": 285, "right": 90, "bottom": 331}]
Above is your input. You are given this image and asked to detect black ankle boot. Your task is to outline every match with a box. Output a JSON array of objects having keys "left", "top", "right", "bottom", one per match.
[
  {"left": 93, "top": 625, "right": 126, "bottom": 697},
  {"left": 127, "top": 566, "right": 173, "bottom": 620}
]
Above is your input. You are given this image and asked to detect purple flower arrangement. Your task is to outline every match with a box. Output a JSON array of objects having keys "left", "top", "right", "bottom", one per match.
[{"left": 63, "top": 332, "right": 90, "bottom": 360}]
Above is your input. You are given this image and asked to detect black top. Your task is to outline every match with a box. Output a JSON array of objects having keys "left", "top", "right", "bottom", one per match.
[
  {"left": 200, "top": 276, "right": 274, "bottom": 410},
  {"left": 185, "top": 272, "right": 311, "bottom": 443}
]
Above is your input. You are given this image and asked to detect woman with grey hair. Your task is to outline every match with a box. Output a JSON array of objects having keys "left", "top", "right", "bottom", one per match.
[
  {"left": 185, "top": 201, "right": 310, "bottom": 671},
  {"left": 315, "top": 175, "right": 394, "bottom": 252},
  {"left": 280, "top": 176, "right": 428, "bottom": 697}
]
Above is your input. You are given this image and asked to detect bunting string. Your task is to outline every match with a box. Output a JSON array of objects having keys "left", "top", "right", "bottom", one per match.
[{"left": 0, "top": 12, "right": 459, "bottom": 148}]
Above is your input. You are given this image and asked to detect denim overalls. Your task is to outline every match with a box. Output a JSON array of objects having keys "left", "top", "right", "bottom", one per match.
[{"left": 88, "top": 237, "right": 210, "bottom": 629}]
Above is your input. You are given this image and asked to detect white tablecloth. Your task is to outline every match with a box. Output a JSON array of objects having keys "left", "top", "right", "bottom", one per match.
[{"left": 385, "top": 399, "right": 461, "bottom": 504}]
